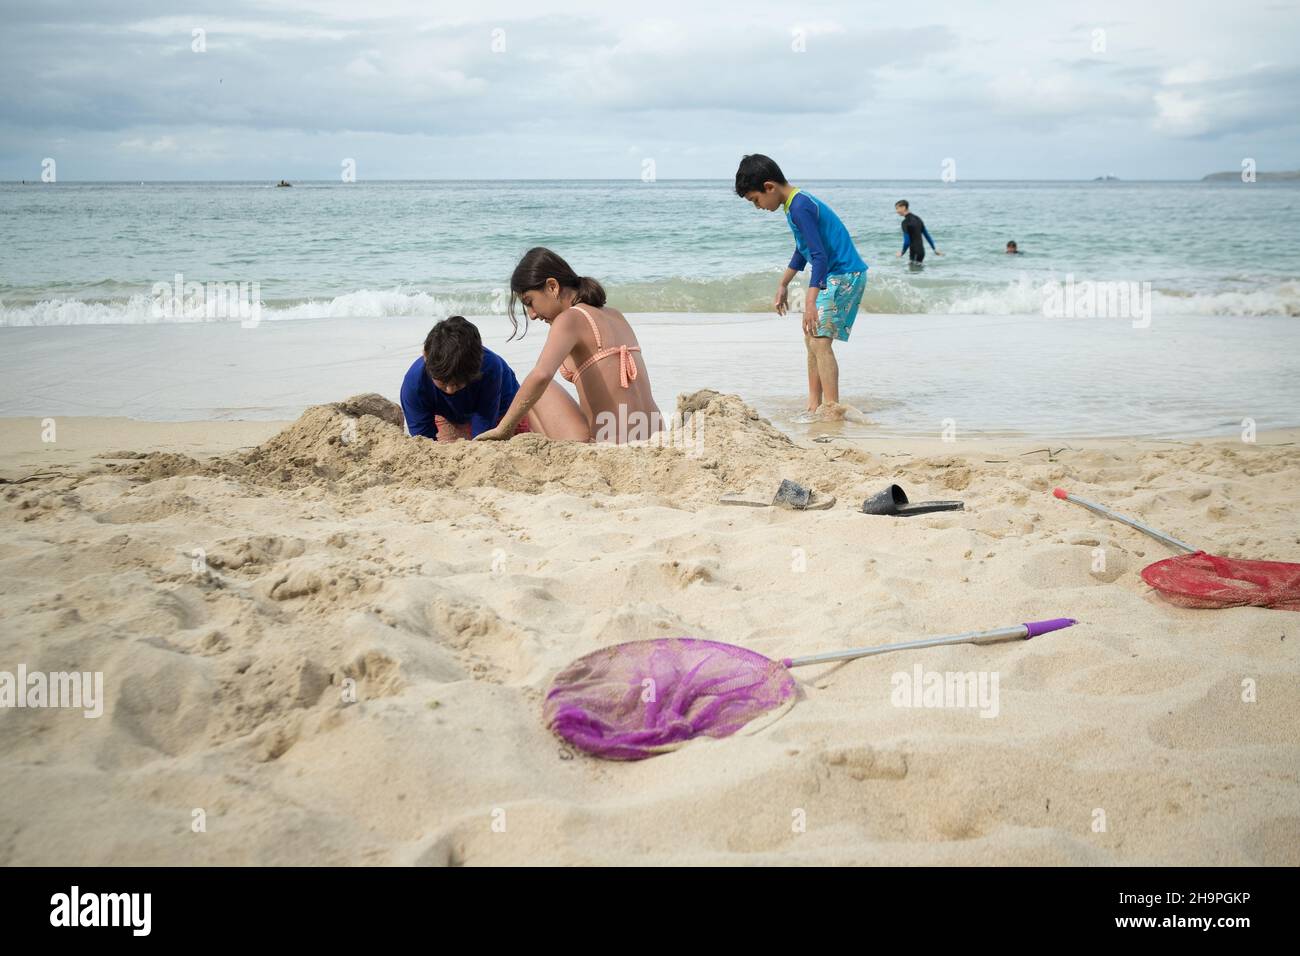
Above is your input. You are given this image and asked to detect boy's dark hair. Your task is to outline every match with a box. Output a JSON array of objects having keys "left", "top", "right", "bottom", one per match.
[
  {"left": 895, "top": 199, "right": 910, "bottom": 210},
  {"left": 508, "top": 246, "right": 606, "bottom": 339},
  {"left": 734, "top": 154, "right": 787, "bottom": 197},
  {"left": 423, "top": 316, "right": 483, "bottom": 386},
  {"left": 1007, "top": 240, "right": 1018, "bottom": 248}
]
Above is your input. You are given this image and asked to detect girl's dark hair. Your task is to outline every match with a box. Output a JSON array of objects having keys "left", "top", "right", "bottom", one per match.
[
  {"left": 507, "top": 247, "right": 606, "bottom": 339},
  {"left": 423, "top": 315, "right": 483, "bottom": 386},
  {"left": 734, "top": 154, "right": 787, "bottom": 197}
]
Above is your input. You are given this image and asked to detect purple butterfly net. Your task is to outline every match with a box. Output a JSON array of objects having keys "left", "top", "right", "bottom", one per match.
[
  {"left": 544, "top": 638, "right": 799, "bottom": 761},
  {"left": 544, "top": 620, "right": 1077, "bottom": 760}
]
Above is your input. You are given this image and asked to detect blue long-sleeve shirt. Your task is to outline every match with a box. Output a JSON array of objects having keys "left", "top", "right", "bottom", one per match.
[
  {"left": 784, "top": 189, "right": 867, "bottom": 288},
  {"left": 400, "top": 348, "right": 520, "bottom": 439},
  {"left": 900, "top": 212, "right": 936, "bottom": 253}
]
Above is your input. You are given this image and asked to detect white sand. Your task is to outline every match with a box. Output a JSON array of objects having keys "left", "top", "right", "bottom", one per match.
[{"left": 1, "top": 393, "right": 1297, "bottom": 865}]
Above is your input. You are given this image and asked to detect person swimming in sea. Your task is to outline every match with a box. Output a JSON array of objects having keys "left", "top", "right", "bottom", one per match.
[
  {"left": 894, "top": 200, "right": 941, "bottom": 263},
  {"left": 1006, "top": 240, "right": 1021, "bottom": 254},
  {"left": 475, "top": 247, "right": 661, "bottom": 444}
]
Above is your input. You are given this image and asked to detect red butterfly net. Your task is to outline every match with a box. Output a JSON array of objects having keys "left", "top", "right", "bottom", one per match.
[{"left": 1056, "top": 488, "right": 1300, "bottom": 611}]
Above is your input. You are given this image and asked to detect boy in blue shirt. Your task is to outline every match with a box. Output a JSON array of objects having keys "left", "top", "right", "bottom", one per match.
[
  {"left": 735, "top": 154, "right": 867, "bottom": 414},
  {"left": 400, "top": 316, "right": 531, "bottom": 441}
]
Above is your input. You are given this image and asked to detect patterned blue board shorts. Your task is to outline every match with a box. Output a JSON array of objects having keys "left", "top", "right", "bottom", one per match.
[{"left": 813, "top": 270, "right": 867, "bottom": 342}]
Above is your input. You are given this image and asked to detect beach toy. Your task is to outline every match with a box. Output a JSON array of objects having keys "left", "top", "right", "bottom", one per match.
[
  {"left": 544, "top": 618, "right": 1077, "bottom": 760},
  {"left": 1054, "top": 488, "right": 1300, "bottom": 611},
  {"left": 861, "top": 484, "right": 964, "bottom": 516}
]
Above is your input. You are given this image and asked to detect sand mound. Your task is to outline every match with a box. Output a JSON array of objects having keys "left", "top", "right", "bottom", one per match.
[{"left": 129, "top": 390, "right": 876, "bottom": 503}]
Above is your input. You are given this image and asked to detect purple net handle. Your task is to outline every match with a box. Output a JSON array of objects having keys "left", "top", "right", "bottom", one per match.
[
  {"left": 1022, "top": 617, "right": 1076, "bottom": 638},
  {"left": 782, "top": 618, "right": 1077, "bottom": 668}
]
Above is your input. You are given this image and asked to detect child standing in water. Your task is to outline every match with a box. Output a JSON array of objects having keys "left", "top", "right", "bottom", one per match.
[
  {"left": 475, "top": 248, "right": 661, "bottom": 444},
  {"left": 735, "top": 154, "right": 868, "bottom": 417}
]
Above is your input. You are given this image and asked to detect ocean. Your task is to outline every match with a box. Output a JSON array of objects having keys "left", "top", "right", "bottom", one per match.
[{"left": 1, "top": 179, "right": 1298, "bottom": 437}]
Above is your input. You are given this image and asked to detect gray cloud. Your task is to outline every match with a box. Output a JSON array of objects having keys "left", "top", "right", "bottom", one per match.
[{"left": 1, "top": 0, "right": 1298, "bottom": 180}]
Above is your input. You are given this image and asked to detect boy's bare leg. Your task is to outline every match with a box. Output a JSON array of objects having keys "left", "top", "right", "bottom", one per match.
[
  {"left": 526, "top": 380, "right": 591, "bottom": 441},
  {"left": 809, "top": 336, "right": 839, "bottom": 406},
  {"left": 804, "top": 334, "right": 823, "bottom": 410}
]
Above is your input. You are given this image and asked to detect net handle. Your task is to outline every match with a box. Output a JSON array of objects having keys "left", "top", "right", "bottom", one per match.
[
  {"left": 1053, "top": 487, "right": 1198, "bottom": 553},
  {"left": 782, "top": 618, "right": 1076, "bottom": 668}
]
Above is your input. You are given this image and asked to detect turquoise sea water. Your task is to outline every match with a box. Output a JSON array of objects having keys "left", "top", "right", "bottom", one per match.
[{"left": 2, "top": 179, "right": 1298, "bottom": 323}]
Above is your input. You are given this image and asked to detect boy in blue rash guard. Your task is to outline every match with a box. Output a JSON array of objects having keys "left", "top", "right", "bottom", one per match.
[
  {"left": 735, "top": 154, "right": 868, "bottom": 414},
  {"left": 894, "top": 200, "right": 942, "bottom": 263},
  {"left": 400, "top": 316, "right": 531, "bottom": 441}
]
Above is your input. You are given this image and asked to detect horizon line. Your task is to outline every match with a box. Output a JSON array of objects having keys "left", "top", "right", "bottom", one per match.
[{"left": 5, "top": 176, "right": 1270, "bottom": 184}]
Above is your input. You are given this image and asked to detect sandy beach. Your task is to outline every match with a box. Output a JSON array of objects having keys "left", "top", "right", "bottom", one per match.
[{"left": 2, "top": 393, "right": 1296, "bottom": 865}]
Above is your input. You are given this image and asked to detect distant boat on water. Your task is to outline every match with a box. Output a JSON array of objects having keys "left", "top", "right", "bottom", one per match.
[{"left": 276, "top": 180, "right": 293, "bottom": 187}]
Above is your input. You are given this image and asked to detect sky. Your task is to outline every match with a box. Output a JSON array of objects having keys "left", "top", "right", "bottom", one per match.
[{"left": 1, "top": 0, "right": 1298, "bottom": 181}]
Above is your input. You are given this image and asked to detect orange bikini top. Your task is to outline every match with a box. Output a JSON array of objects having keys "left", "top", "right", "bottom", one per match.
[{"left": 558, "top": 305, "right": 641, "bottom": 389}]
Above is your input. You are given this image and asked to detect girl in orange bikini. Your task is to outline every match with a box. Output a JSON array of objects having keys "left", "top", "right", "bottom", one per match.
[{"left": 475, "top": 247, "right": 662, "bottom": 444}]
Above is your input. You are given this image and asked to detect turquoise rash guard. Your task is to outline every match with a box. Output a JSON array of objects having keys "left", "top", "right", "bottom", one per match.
[{"left": 784, "top": 188, "right": 867, "bottom": 288}]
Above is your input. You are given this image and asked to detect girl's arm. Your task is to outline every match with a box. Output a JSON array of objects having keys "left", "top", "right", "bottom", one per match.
[{"left": 476, "top": 310, "right": 583, "bottom": 438}]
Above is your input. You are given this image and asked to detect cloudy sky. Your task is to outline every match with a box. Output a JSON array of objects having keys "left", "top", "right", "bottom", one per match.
[{"left": 2, "top": 0, "right": 1298, "bottom": 180}]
